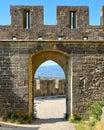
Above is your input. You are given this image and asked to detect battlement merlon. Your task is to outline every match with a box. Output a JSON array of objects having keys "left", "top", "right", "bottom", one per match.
[
  {"left": 57, "top": 6, "right": 89, "bottom": 29},
  {"left": 10, "top": 6, "right": 44, "bottom": 28},
  {"left": 10, "top": 5, "right": 104, "bottom": 28}
]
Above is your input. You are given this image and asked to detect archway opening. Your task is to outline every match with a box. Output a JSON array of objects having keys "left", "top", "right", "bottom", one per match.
[
  {"left": 28, "top": 49, "right": 72, "bottom": 119},
  {"left": 34, "top": 60, "right": 66, "bottom": 119}
]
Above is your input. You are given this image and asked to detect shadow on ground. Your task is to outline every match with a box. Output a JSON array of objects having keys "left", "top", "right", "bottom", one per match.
[
  {"left": 0, "top": 124, "right": 39, "bottom": 130},
  {"left": 33, "top": 117, "right": 67, "bottom": 125}
]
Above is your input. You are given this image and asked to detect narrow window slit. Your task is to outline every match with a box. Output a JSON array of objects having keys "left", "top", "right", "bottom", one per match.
[
  {"left": 23, "top": 10, "right": 30, "bottom": 29},
  {"left": 70, "top": 11, "right": 76, "bottom": 29}
]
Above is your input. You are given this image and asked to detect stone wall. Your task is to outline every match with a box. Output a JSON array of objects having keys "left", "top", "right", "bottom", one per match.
[
  {"left": 0, "top": 5, "right": 104, "bottom": 117},
  {"left": 34, "top": 80, "right": 65, "bottom": 97},
  {"left": 72, "top": 53, "right": 104, "bottom": 113},
  {"left": 0, "top": 41, "right": 104, "bottom": 117}
]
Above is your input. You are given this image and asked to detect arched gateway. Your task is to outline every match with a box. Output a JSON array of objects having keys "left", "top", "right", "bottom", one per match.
[{"left": 28, "top": 49, "right": 73, "bottom": 118}]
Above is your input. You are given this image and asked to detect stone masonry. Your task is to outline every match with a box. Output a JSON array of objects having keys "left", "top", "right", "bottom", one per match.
[{"left": 0, "top": 5, "right": 104, "bottom": 118}]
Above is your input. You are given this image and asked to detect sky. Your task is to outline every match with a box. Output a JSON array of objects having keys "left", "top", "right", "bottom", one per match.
[
  {"left": 1, "top": 0, "right": 104, "bottom": 66},
  {"left": 0, "top": 0, "right": 104, "bottom": 25},
  {"left": 40, "top": 60, "right": 59, "bottom": 66}
]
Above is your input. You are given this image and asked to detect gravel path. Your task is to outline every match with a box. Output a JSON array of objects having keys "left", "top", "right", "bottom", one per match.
[{"left": 0, "top": 95, "right": 75, "bottom": 130}]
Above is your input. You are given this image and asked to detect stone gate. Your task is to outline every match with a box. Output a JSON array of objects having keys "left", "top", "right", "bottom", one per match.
[{"left": 0, "top": 5, "right": 104, "bottom": 118}]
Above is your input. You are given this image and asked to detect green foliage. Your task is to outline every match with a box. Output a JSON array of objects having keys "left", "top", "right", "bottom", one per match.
[
  {"left": 5, "top": 112, "right": 35, "bottom": 124},
  {"left": 6, "top": 113, "right": 18, "bottom": 123},
  {"left": 84, "top": 100, "right": 92, "bottom": 108},
  {"left": 88, "top": 117, "right": 97, "bottom": 126},
  {"left": 87, "top": 98, "right": 104, "bottom": 126},
  {"left": 70, "top": 114, "right": 82, "bottom": 123},
  {"left": 80, "top": 98, "right": 104, "bottom": 126},
  {"left": 72, "top": 98, "right": 104, "bottom": 130}
]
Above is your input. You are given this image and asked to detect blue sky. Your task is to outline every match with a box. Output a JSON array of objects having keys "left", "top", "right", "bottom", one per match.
[
  {"left": 0, "top": 0, "right": 104, "bottom": 25},
  {"left": 40, "top": 60, "right": 58, "bottom": 66}
]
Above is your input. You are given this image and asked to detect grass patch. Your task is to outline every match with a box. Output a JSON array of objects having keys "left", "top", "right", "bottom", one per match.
[
  {"left": 70, "top": 98, "right": 104, "bottom": 130},
  {"left": 75, "top": 121, "right": 91, "bottom": 130},
  {"left": 75, "top": 121, "right": 104, "bottom": 130}
]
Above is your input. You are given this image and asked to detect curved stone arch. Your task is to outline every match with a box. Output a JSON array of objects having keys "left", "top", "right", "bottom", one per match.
[
  {"left": 31, "top": 49, "right": 69, "bottom": 76},
  {"left": 28, "top": 49, "right": 72, "bottom": 118}
]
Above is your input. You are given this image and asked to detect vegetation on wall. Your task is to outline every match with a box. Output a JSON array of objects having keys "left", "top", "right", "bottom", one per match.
[{"left": 70, "top": 98, "right": 104, "bottom": 130}]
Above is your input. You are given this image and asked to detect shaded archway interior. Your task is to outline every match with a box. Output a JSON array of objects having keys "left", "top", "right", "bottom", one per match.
[{"left": 28, "top": 49, "right": 69, "bottom": 116}]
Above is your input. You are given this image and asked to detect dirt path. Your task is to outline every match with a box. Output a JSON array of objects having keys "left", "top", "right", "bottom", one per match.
[{"left": 0, "top": 95, "right": 75, "bottom": 130}]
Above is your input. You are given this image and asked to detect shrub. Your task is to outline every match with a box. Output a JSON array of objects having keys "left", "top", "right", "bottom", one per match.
[
  {"left": 84, "top": 98, "right": 104, "bottom": 126},
  {"left": 70, "top": 114, "right": 82, "bottom": 123},
  {"left": 85, "top": 98, "right": 104, "bottom": 126},
  {"left": 73, "top": 98, "right": 104, "bottom": 127},
  {"left": 5, "top": 112, "right": 35, "bottom": 124}
]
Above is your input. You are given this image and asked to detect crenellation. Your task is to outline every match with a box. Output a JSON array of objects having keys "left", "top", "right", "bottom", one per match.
[{"left": 0, "top": 5, "right": 103, "bottom": 40}]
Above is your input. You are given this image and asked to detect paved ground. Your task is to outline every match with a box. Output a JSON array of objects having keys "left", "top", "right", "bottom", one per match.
[
  {"left": 34, "top": 95, "right": 66, "bottom": 119},
  {"left": 0, "top": 95, "right": 75, "bottom": 130}
]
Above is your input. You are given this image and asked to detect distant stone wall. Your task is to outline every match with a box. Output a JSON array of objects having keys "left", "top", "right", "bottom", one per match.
[{"left": 34, "top": 79, "right": 65, "bottom": 96}]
